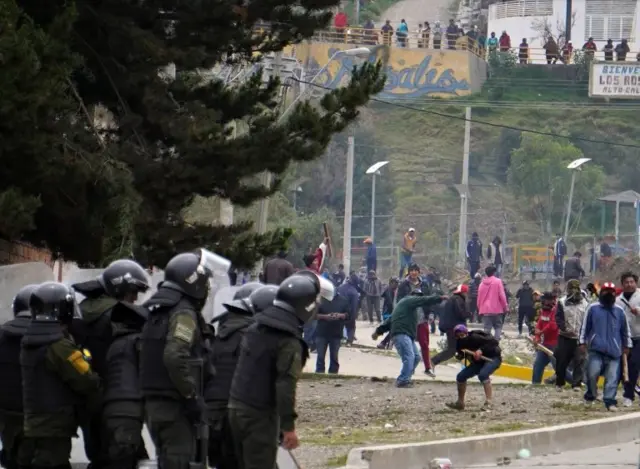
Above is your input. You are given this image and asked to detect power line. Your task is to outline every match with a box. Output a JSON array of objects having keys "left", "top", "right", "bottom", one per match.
[{"left": 294, "top": 78, "right": 640, "bottom": 149}]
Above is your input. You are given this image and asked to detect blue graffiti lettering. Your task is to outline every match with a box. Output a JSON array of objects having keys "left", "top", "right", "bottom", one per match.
[{"left": 304, "top": 49, "right": 470, "bottom": 98}]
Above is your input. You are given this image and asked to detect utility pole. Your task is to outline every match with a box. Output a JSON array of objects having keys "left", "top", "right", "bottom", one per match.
[
  {"left": 343, "top": 135, "right": 355, "bottom": 274},
  {"left": 370, "top": 172, "right": 376, "bottom": 241},
  {"left": 565, "top": 0, "right": 573, "bottom": 42},
  {"left": 457, "top": 107, "right": 471, "bottom": 264},
  {"left": 256, "top": 52, "right": 282, "bottom": 239}
]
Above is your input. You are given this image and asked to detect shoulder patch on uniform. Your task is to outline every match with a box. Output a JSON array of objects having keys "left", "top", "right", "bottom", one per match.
[
  {"left": 173, "top": 314, "right": 196, "bottom": 344},
  {"left": 67, "top": 350, "right": 90, "bottom": 375}
]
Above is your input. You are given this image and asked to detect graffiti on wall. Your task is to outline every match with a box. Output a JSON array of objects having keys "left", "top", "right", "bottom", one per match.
[{"left": 289, "top": 44, "right": 471, "bottom": 98}]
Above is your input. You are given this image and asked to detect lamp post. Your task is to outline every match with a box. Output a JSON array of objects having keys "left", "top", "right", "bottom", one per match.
[
  {"left": 256, "top": 47, "right": 373, "bottom": 273},
  {"left": 291, "top": 185, "right": 302, "bottom": 211},
  {"left": 564, "top": 157, "right": 591, "bottom": 242},
  {"left": 365, "top": 161, "right": 389, "bottom": 242}
]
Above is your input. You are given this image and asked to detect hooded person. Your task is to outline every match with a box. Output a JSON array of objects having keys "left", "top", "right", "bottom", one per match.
[
  {"left": 430, "top": 284, "right": 471, "bottom": 375},
  {"left": 468, "top": 273, "right": 482, "bottom": 322},
  {"left": 228, "top": 273, "right": 334, "bottom": 469},
  {"left": 0, "top": 284, "right": 37, "bottom": 469},
  {"left": 140, "top": 248, "right": 230, "bottom": 469},
  {"left": 555, "top": 279, "right": 589, "bottom": 390},
  {"left": 205, "top": 284, "right": 277, "bottom": 469},
  {"left": 447, "top": 324, "right": 502, "bottom": 411},
  {"left": 20, "top": 282, "right": 101, "bottom": 469},
  {"left": 579, "top": 282, "right": 632, "bottom": 410}
]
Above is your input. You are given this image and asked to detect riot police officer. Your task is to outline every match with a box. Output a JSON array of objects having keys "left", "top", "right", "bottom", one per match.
[
  {"left": 228, "top": 273, "right": 335, "bottom": 469},
  {"left": 71, "top": 259, "right": 150, "bottom": 468},
  {"left": 205, "top": 283, "right": 276, "bottom": 469},
  {"left": 19, "top": 282, "right": 101, "bottom": 469},
  {"left": 71, "top": 259, "right": 151, "bottom": 376},
  {"left": 140, "top": 248, "right": 230, "bottom": 469},
  {"left": 0, "top": 284, "right": 38, "bottom": 469},
  {"left": 101, "top": 300, "right": 150, "bottom": 469}
]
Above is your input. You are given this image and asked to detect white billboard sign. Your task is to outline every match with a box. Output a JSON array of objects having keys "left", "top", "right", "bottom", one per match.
[{"left": 589, "top": 62, "right": 640, "bottom": 98}]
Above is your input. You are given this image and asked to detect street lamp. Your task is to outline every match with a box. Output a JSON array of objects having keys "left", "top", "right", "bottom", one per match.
[
  {"left": 291, "top": 185, "right": 303, "bottom": 211},
  {"left": 365, "top": 161, "right": 389, "bottom": 243},
  {"left": 257, "top": 47, "right": 374, "bottom": 246},
  {"left": 563, "top": 157, "right": 591, "bottom": 242}
]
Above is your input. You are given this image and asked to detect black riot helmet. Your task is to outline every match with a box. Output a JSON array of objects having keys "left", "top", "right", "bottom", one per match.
[
  {"left": 223, "top": 282, "right": 263, "bottom": 315},
  {"left": 162, "top": 248, "right": 231, "bottom": 300},
  {"left": 274, "top": 274, "right": 322, "bottom": 324},
  {"left": 12, "top": 284, "right": 39, "bottom": 316},
  {"left": 98, "top": 259, "right": 150, "bottom": 300},
  {"left": 29, "top": 282, "right": 81, "bottom": 324},
  {"left": 248, "top": 285, "right": 278, "bottom": 315},
  {"left": 293, "top": 270, "right": 336, "bottom": 303}
]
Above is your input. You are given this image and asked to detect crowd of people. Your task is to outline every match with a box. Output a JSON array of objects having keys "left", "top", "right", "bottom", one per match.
[{"left": 329, "top": 12, "right": 640, "bottom": 64}]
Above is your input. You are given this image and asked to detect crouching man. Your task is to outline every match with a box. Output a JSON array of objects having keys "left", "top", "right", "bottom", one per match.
[{"left": 446, "top": 324, "right": 502, "bottom": 411}]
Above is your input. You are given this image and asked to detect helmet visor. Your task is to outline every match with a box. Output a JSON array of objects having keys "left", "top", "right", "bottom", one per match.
[
  {"left": 318, "top": 275, "right": 335, "bottom": 302},
  {"left": 198, "top": 248, "right": 232, "bottom": 277}
]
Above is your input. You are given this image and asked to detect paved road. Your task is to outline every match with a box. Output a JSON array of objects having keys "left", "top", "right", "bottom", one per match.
[{"left": 466, "top": 440, "right": 639, "bottom": 468}]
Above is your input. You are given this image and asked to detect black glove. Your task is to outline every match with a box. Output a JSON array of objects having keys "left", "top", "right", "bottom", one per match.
[{"left": 185, "top": 395, "right": 207, "bottom": 423}]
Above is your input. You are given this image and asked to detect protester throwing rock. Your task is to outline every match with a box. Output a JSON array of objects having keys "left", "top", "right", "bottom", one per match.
[
  {"left": 372, "top": 289, "right": 447, "bottom": 388},
  {"left": 446, "top": 324, "right": 502, "bottom": 411}
]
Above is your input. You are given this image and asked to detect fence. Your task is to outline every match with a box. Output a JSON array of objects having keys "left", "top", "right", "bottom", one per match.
[
  {"left": 0, "top": 239, "right": 53, "bottom": 267},
  {"left": 309, "top": 27, "right": 487, "bottom": 58},
  {"left": 492, "top": 47, "right": 640, "bottom": 64}
]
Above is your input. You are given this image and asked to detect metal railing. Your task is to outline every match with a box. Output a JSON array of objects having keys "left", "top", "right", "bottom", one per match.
[
  {"left": 488, "top": 0, "right": 554, "bottom": 20},
  {"left": 490, "top": 47, "right": 640, "bottom": 64},
  {"left": 309, "top": 27, "right": 488, "bottom": 59}
]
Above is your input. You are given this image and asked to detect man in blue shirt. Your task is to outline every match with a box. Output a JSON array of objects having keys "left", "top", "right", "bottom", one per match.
[{"left": 579, "top": 282, "right": 632, "bottom": 411}]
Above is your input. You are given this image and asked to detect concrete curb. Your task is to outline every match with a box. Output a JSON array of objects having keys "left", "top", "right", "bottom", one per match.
[{"left": 341, "top": 412, "right": 640, "bottom": 469}]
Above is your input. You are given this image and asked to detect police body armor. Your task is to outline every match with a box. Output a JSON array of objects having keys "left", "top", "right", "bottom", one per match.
[
  {"left": 229, "top": 305, "right": 308, "bottom": 410},
  {"left": 71, "top": 299, "right": 115, "bottom": 377},
  {"left": 21, "top": 321, "right": 79, "bottom": 425},
  {"left": 140, "top": 289, "right": 205, "bottom": 400},
  {"left": 204, "top": 318, "right": 250, "bottom": 403},
  {"left": 0, "top": 315, "right": 30, "bottom": 413},
  {"left": 103, "top": 332, "right": 143, "bottom": 406}
]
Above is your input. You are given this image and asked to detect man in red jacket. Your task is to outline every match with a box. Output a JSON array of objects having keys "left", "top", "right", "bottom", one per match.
[{"left": 532, "top": 292, "right": 559, "bottom": 384}]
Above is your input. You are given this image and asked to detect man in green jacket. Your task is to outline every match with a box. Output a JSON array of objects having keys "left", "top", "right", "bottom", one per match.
[{"left": 372, "top": 290, "right": 446, "bottom": 387}]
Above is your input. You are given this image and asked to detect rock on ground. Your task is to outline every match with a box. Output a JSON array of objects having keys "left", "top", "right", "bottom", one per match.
[{"left": 291, "top": 377, "right": 638, "bottom": 469}]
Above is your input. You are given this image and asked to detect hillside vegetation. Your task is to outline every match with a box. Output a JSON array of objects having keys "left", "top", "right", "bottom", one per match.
[{"left": 348, "top": 56, "right": 640, "bottom": 257}]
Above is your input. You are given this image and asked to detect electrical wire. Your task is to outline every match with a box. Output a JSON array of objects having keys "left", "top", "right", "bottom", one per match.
[{"left": 294, "top": 78, "right": 640, "bottom": 149}]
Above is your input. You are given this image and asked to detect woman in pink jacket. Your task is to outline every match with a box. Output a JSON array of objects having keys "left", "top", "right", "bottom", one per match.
[{"left": 477, "top": 265, "right": 509, "bottom": 340}]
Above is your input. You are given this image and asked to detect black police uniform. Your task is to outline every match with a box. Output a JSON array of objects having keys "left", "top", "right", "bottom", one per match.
[
  {"left": 205, "top": 284, "right": 275, "bottom": 469},
  {"left": 0, "top": 317, "right": 31, "bottom": 468},
  {"left": 229, "top": 276, "right": 319, "bottom": 469},
  {"left": 71, "top": 259, "right": 150, "bottom": 468},
  {"left": 101, "top": 302, "right": 150, "bottom": 469},
  {"left": 0, "top": 284, "right": 36, "bottom": 469},
  {"left": 140, "top": 251, "right": 215, "bottom": 469},
  {"left": 19, "top": 282, "right": 101, "bottom": 469}
]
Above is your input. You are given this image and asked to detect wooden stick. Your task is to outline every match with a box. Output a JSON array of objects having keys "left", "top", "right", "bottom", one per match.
[
  {"left": 462, "top": 348, "right": 493, "bottom": 363},
  {"left": 622, "top": 353, "right": 629, "bottom": 383},
  {"left": 526, "top": 336, "right": 557, "bottom": 367}
]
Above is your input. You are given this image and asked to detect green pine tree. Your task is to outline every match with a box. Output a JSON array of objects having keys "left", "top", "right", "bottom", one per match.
[{"left": 18, "top": 0, "right": 385, "bottom": 268}]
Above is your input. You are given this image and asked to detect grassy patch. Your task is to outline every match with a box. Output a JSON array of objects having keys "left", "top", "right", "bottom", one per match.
[
  {"left": 302, "top": 426, "right": 433, "bottom": 445},
  {"left": 326, "top": 454, "right": 349, "bottom": 467},
  {"left": 486, "top": 422, "right": 528, "bottom": 433}
]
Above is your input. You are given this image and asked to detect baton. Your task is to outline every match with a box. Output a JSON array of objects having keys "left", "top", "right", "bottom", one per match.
[
  {"left": 462, "top": 348, "right": 493, "bottom": 363},
  {"left": 188, "top": 358, "right": 209, "bottom": 469},
  {"left": 526, "top": 336, "right": 557, "bottom": 367},
  {"left": 623, "top": 354, "right": 629, "bottom": 383}
]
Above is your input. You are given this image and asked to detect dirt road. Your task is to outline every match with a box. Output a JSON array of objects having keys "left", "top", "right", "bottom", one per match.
[{"left": 292, "top": 376, "right": 637, "bottom": 469}]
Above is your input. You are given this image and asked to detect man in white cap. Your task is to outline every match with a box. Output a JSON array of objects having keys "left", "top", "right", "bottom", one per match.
[{"left": 399, "top": 228, "right": 417, "bottom": 278}]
